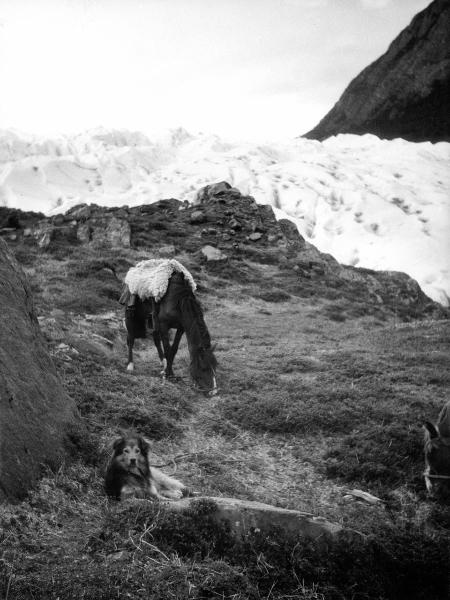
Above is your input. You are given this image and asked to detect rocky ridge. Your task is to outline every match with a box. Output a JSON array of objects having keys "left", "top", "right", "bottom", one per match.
[
  {"left": 0, "top": 181, "right": 445, "bottom": 321},
  {"left": 304, "top": 0, "right": 450, "bottom": 142}
]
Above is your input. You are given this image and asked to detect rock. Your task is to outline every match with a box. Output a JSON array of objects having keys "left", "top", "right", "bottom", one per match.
[
  {"left": 168, "top": 497, "right": 344, "bottom": 542},
  {"left": 77, "top": 222, "right": 91, "bottom": 243},
  {"left": 229, "top": 218, "right": 242, "bottom": 231},
  {"left": 278, "top": 219, "right": 306, "bottom": 248},
  {"left": 33, "top": 221, "right": 54, "bottom": 249},
  {"left": 82, "top": 216, "right": 131, "bottom": 248},
  {"left": 66, "top": 204, "right": 92, "bottom": 221},
  {"left": 201, "top": 245, "right": 228, "bottom": 262},
  {"left": 103, "top": 217, "right": 131, "bottom": 248},
  {"left": 304, "top": 0, "right": 450, "bottom": 142},
  {"left": 248, "top": 232, "right": 262, "bottom": 241},
  {"left": 51, "top": 215, "right": 65, "bottom": 226},
  {"left": 0, "top": 239, "right": 77, "bottom": 500},
  {"left": 190, "top": 210, "right": 207, "bottom": 224},
  {"left": 195, "top": 181, "right": 235, "bottom": 204},
  {"left": 156, "top": 244, "right": 176, "bottom": 257}
]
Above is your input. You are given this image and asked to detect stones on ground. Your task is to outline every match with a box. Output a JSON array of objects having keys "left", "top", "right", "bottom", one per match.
[
  {"left": 248, "top": 232, "right": 262, "bottom": 241},
  {"left": 201, "top": 245, "right": 227, "bottom": 261}
]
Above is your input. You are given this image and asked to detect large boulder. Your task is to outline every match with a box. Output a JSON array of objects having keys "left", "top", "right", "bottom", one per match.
[
  {"left": 304, "top": 0, "right": 450, "bottom": 142},
  {"left": 168, "top": 496, "right": 344, "bottom": 542},
  {"left": 0, "top": 239, "right": 77, "bottom": 500}
]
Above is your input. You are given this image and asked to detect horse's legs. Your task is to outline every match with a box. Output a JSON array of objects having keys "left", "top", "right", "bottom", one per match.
[
  {"left": 167, "top": 327, "right": 184, "bottom": 377},
  {"left": 152, "top": 330, "right": 166, "bottom": 373},
  {"left": 126, "top": 334, "right": 135, "bottom": 371},
  {"left": 159, "top": 323, "right": 174, "bottom": 379}
]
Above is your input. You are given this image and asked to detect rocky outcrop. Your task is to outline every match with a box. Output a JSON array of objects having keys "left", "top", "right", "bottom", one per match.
[
  {"left": 304, "top": 0, "right": 450, "bottom": 142},
  {"left": 167, "top": 497, "right": 344, "bottom": 542},
  {"left": 0, "top": 181, "right": 446, "bottom": 320},
  {"left": 0, "top": 239, "right": 77, "bottom": 500}
]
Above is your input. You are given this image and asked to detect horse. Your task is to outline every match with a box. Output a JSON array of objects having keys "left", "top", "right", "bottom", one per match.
[
  {"left": 123, "top": 271, "right": 217, "bottom": 396},
  {"left": 423, "top": 400, "right": 450, "bottom": 498}
]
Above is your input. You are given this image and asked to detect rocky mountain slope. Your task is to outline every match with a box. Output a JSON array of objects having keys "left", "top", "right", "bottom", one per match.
[
  {"left": 304, "top": 0, "right": 450, "bottom": 143},
  {"left": 1, "top": 128, "right": 449, "bottom": 305},
  {"left": 0, "top": 181, "right": 445, "bottom": 322}
]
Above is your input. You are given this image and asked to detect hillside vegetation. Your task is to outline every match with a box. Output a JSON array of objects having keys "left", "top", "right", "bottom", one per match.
[{"left": 0, "top": 189, "right": 449, "bottom": 599}]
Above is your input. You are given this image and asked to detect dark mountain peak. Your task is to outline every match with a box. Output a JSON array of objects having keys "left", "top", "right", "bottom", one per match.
[{"left": 304, "top": 0, "right": 450, "bottom": 142}]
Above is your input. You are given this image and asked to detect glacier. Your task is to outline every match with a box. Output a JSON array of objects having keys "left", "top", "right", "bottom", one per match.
[{"left": 0, "top": 127, "right": 448, "bottom": 305}]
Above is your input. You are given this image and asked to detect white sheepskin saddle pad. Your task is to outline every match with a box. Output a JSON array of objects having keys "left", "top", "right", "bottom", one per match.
[{"left": 124, "top": 259, "right": 196, "bottom": 302}]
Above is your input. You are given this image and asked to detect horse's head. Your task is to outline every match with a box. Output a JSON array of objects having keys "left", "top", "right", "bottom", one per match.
[
  {"left": 190, "top": 344, "right": 218, "bottom": 397},
  {"left": 424, "top": 403, "right": 450, "bottom": 499}
]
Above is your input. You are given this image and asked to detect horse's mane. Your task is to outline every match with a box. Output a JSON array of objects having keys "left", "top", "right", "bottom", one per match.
[
  {"left": 180, "top": 294, "right": 212, "bottom": 350},
  {"left": 169, "top": 273, "right": 217, "bottom": 368}
]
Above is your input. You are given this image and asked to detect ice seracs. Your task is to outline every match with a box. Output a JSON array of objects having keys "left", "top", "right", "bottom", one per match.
[{"left": 0, "top": 128, "right": 448, "bottom": 305}]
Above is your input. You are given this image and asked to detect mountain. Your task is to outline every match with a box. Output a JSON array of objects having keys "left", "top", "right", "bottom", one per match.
[
  {"left": 0, "top": 128, "right": 448, "bottom": 305},
  {"left": 304, "top": 0, "right": 450, "bottom": 143}
]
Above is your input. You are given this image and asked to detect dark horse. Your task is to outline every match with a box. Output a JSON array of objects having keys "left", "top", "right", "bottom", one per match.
[
  {"left": 424, "top": 400, "right": 450, "bottom": 498},
  {"left": 123, "top": 272, "right": 217, "bottom": 396}
]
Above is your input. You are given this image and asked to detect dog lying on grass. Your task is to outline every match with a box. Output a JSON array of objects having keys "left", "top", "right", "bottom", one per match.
[{"left": 105, "top": 435, "right": 191, "bottom": 501}]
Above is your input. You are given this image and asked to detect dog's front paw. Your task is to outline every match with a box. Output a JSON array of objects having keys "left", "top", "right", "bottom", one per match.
[{"left": 182, "top": 487, "right": 199, "bottom": 498}]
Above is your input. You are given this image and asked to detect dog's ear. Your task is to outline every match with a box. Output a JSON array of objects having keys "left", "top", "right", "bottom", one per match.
[
  {"left": 138, "top": 436, "right": 151, "bottom": 453},
  {"left": 424, "top": 421, "right": 439, "bottom": 440},
  {"left": 112, "top": 436, "right": 125, "bottom": 451}
]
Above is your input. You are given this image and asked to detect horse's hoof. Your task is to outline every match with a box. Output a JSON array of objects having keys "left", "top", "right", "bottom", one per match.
[
  {"left": 208, "top": 388, "right": 218, "bottom": 397},
  {"left": 126, "top": 363, "right": 135, "bottom": 372}
]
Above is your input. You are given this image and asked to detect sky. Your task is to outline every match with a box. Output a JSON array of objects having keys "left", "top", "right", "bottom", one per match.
[{"left": 0, "top": 0, "right": 432, "bottom": 141}]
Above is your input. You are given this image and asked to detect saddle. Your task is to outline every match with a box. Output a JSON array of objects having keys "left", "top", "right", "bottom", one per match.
[{"left": 119, "top": 284, "right": 159, "bottom": 331}]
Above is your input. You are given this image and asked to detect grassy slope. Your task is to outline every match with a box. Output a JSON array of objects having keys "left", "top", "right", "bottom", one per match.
[{"left": 1, "top": 241, "right": 449, "bottom": 599}]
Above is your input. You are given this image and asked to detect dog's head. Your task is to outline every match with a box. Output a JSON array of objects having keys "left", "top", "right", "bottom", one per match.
[{"left": 111, "top": 435, "right": 150, "bottom": 475}]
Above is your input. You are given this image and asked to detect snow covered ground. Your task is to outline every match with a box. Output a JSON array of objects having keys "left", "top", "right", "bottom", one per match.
[{"left": 0, "top": 127, "right": 449, "bottom": 305}]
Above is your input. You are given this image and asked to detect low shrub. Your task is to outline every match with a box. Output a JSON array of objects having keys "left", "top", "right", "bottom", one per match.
[
  {"left": 324, "top": 422, "right": 424, "bottom": 489},
  {"left": 256, "top": 289, "right": 291, "bottom": 302},
  {"left": 221, "top": 383, "right": 391, "bottom": 435}
]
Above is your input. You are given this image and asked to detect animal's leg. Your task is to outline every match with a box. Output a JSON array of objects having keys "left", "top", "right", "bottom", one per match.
[
  {"left": 166, "top": 327, "right": 184, "bottom": 379},
  {"left": 126, "top": 335, "right": 135, "bottom": 371},
  {"left": 424, "top": 466, "right": 434, "bottom": 495},
  {"left": 151, "top": 467, "right": 189, "bottom": 499},
  {"left": 152, "top": 331, "right": 166, "bottom": 374},
  {"left": 159, "top": 324, "right": 174, "bottom": 379}
]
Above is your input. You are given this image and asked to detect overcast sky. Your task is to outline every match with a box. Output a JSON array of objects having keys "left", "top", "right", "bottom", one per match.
[{"left": 0, "top": 0, "right": 432, "bottom": 141}]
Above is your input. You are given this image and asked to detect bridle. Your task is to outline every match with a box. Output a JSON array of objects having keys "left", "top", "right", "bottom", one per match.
[
  {"left": 424, "top": 473, "right": 450, "bottom": 480},
  {"left": 194, "top": 365, "right": 217, "bottom": 396}
]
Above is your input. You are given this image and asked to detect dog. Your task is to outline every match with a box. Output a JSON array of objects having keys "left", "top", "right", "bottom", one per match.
[{"left": 105, "top": 435, "right": 191, "bottom": 501}]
